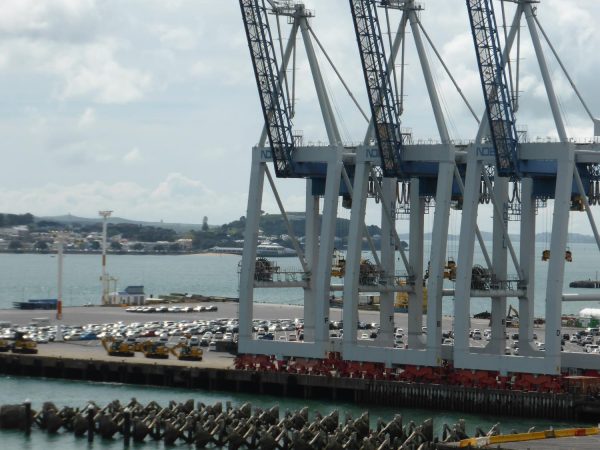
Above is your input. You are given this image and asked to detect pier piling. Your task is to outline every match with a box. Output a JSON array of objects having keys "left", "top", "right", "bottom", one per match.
[
  {"left": 87, "top": 406, "right": 94, "bottom": 443},
  {"left": 24, "top": 400, "right": 31, "bottom": 435}
]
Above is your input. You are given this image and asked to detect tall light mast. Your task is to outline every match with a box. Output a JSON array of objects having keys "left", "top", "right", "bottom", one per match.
[
  {"left": 98, "top": 210, "right": 113, "bottom": 305},
  {"left": 55, "top": 232, "right": 64, "bottom": 343},
  {"left": 56, "top": 232, "right": 63, "bottom": 320}
]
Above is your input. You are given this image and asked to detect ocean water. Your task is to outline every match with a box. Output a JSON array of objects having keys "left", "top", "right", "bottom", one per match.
[
  {"left": 1, "top": 242, "right": 599, "bottom": 316},
  {"left": 0, "top": 375, "right": 592, "bottom": 450}
]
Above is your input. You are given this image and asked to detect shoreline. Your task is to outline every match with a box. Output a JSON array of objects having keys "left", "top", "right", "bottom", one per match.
[{"left": 0, "top": 250, "right": 239, "bottom": 256}]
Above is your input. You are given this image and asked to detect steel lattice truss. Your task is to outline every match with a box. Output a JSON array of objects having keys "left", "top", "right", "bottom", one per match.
[
  {"left": 467, "top": 0, "right": 520, "bottom": 178},
  {"left": 240, "top": 0, "right": 296, "bottom": 178},
  {"left": 349, "top": 0, "right": 404, "bottom": 178}
]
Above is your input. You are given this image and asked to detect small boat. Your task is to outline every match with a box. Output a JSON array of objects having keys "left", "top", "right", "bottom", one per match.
[
  {"left": 12, "top": 299, "right": 58, "bottom": 310},
  {"left": 569, "top": 279, "right": 600, "bottom": 288}
]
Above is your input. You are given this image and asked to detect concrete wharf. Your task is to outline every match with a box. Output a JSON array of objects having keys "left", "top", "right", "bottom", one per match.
[
  {"left": 0, "top": 350, "right": 592, "bottom": 423},
  {"left": 1, "top": 304, "right": 600, "bottom": 423}
]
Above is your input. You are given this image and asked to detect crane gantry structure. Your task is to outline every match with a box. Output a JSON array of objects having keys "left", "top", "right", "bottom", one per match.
[
  {"left": 237, "top": 0, "right": 600, "bottom": 376},
  {"left": 455, "top": 0, "right": 600, "bottom": 374},
  {"left": 238, "top": 0, "right": 348, "bottom": 358}
]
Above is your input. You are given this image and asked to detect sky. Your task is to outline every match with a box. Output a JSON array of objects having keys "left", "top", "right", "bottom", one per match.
[{"left": 1, "top": 0, "right": 600, "bottom": 234}]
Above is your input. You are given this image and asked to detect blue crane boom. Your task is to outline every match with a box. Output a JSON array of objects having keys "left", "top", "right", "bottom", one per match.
[
  {"left": 466, "top": 0, "right": 520, "bottom": 178},
  {"left": 239, "top": 0, "right": 297, "bottom": 178},
  {"left": 349, "top": 0, "right": 404, "bottom": 178}
]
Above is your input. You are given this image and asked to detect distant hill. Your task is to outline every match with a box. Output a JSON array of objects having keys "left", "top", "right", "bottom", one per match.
[
  {"left": 38, "top": 214, "right": 206, "bottom": 233},
  {"left": 397, "top": 231, "right": 597, "bottom": 243},
  {"left": 5, "top": 212, "right": 599, "bottom": 243}
]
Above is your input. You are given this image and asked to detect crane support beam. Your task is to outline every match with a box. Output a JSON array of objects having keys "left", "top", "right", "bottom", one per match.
[
  {"left": 467, "top": 0, "right": 520, "bottom": 178},
  {"left": 349, "top": 0, "right": 404, "bottom": 178},
  {"left": 240, "top": 0, "right": 297, "bottom": 177}
]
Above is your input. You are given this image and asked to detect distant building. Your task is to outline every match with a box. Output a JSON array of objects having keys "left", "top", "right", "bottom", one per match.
[
  {"left": 176, "top": 238, "right": 193, "bottom": 250},
  {"left": 108, "top": 285, "right": 145, "bottom": 306}
]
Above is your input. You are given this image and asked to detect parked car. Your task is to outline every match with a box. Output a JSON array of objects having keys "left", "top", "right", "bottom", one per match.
[
  {"left": 79, "top": 332, "right": 98, "bottom": 341},
  {"left": 258, "top": 333, "right": 274, "bottom": 340}
]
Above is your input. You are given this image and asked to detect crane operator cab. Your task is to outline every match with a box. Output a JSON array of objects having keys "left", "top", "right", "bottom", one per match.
[
  {"left": 443, "top": 259, "right": 457, "bottom": 281},
  {"left": 565, "top": 249, "right": 573, "bottom": 262},
  {"left": 541, "top": 250, "right": 550, "bottom": 261},
  {"left": 541, "top": 249, "right": 573, "bottom": 262}
]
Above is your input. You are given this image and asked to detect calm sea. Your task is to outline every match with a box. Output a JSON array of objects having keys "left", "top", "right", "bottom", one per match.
[{"left": 1, "top": 242, "right": 599, "bottom": 316}]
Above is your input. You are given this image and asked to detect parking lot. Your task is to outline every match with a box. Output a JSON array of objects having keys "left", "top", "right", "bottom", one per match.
[{"left": 1, "top": 303, "right": 597, "bottom": 360}]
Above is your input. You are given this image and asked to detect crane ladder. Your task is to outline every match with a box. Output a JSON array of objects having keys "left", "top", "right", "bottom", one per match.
[
  {"left": 349, "top": 0, "right": 404, "bottom": 178},
  {"left": 240, "top": 0, "right": 296, "bottom": 177},
  {"left": 467, "top": 0, "right": 520, "bottom": 178}
]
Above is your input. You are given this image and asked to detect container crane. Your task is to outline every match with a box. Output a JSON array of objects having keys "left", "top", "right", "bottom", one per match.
[
  {"left": 239, "top": 0, "right": 297, "bottom": 178},
  {"left": 466, "top": 0, "right": 520, "bottom": 178}
]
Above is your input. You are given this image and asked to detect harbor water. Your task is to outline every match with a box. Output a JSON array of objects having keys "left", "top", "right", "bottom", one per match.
[
  {"left": 0, "top": 376, "right": 592, "bottom": 449},
  {"left": 1, "top": 241, "right": 600, "bottom": 316}
]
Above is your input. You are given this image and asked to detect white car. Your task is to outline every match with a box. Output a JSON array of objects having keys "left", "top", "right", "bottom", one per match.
[{"left": 65, "top": 333, "right": 81, "bottom": 341}]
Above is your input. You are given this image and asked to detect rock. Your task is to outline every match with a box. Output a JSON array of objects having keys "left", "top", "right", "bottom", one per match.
[{"left": 0, "top": 404, "right": 28, "bottom": 429}]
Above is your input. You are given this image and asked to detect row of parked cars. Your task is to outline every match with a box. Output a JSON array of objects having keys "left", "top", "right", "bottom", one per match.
[
  {"left": 0, "top": 316, "right": 239, "bottom": 347},
  {"left": 125, "top": 305, "right": 218, "bottom": 313}
]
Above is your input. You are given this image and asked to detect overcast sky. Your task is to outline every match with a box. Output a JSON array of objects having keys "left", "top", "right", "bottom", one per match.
[{"left": 1, "top": 0, "right": 600, "bottom": 234}]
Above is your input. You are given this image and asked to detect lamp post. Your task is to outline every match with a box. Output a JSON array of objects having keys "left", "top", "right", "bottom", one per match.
[
  {"left": 99, "top": 210, "right": 113, "bottom": 305},
  {"left": 55, "top": 232, "right": 64, "bottom": 341}
]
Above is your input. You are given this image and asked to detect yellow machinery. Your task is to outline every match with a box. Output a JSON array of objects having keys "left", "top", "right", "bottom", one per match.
[
  {"left": 170, "top": 343, "right": 203, "bottom": 361},
  {"left": 11, "top": 331, "right": 38, "bottom": 354},
  {"left": 142, "top": 341, "right": 169, "bottom": 359},
  {"left": 0, "top": 338, "right": 10, "bottom": 352},
  {"left": 443, "top": 259, "right": 457, "bottom": 281},
  {"left": 101, "top": 337, "right": 135, "bottom": 357},
  {"left": 506, "top": 305, "right": 520, "bottom": 328},
  {"left": 395, "top": 282, "right": 428, "bottom": 313},
  {"left": 359, "top": 259, "right": 379, "bottom": 285},
  {"left": 571, "top": 195, "right": 585, "bottom": 212},
  {"left": 331, "top": 251, "right": 346, "bottom": 278}
]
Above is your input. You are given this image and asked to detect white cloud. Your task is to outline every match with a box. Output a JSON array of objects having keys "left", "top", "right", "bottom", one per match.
[
  {"left": 155, "top": 25, "right": 198, "bottom": 51},
  {"left": 123, "top": 147, "right": 142, "bottom": 163},
  {"left": 50, "top": 140, "right": 114, "bottom": 166},
  {"left": 0, "top": 174, "right": 248, "bottom": 224},
  {"left": 0, "top": 1, "right": 151, "bottom": 104},
  {"left": 55, "top": 39, "right": 152, "bottom": 103},
  {"left": 0, "top": 0, "right": 99, "bottom": 41},
  {"left": 78, "top": 108, "right": 96, "bottom": 127},
  {"left": 0, "top": 0, "right": 600, "bottom": 227}
]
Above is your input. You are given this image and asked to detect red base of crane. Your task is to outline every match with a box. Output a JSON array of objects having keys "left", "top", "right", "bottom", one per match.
[{"left": 234, "top": 353, "right": 569, "bottom": 393}]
